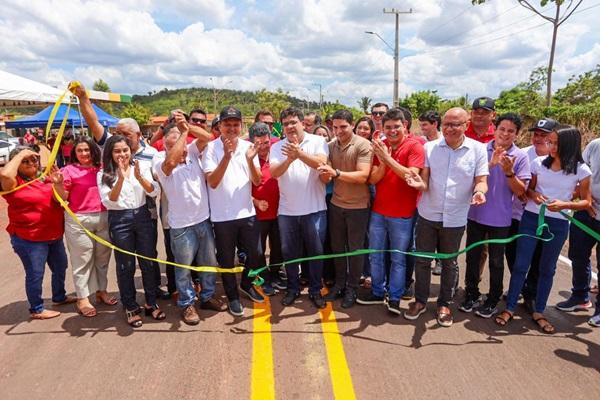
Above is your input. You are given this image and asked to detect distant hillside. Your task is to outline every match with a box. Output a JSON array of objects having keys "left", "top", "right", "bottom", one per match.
[{"left": 132, "top": 87, "right": 322, "bottom": 117}]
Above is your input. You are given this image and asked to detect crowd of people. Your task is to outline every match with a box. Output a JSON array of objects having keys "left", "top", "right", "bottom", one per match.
[{"left": 1, "top": 82, "right": 598, "bottom": 334}]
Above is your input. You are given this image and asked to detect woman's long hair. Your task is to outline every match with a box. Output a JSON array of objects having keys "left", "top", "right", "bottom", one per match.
[
  {"left": 541, "top": 126, "right": 583, "bottom": 175},
  {"left": 71, "top": 135, "right": 102, "bottom": 167},
  {"left": 354, "top": 116, "right": 376, "bottom": 141},
  {"left": 101, "top": 135, "right": 131, "bottom": 188}
]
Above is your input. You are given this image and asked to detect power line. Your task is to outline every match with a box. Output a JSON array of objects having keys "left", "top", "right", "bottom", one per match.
[{"left": 419, "top": 3, "right": 475, "bottom": 38}]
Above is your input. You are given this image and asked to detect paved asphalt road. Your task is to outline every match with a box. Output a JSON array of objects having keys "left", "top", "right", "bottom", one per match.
[{"left": 0, "top": 198, "right": 598, "bottom": 400}]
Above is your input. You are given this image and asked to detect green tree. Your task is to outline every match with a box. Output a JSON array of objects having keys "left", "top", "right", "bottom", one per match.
[
  {"left": 473, "top": 0, "right": 584, "bottom": 106},
  {"left": 357, "top": 96, "right": 372, "bottom": 113},
  {"left": 92, "top": 79, "right": 111, "bottom": 92},
  {"left": 398, "top": 90, "right": 441, "bottom": 117},
  {"left": 120, "top": 103, "right": 152, "bottom": 126},
  {"left": 256, "top": 89, "right": 291, "bottom": 118}
]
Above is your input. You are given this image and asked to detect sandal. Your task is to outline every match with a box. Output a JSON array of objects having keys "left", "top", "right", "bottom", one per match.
[
  {"left": 96, "top": 291, "right": 118, "bottom": 306},
  {"left": 494, "top": 310, "right": 513, "bottom": 326},
  {"left": 533, "top": 314, "right": 555, "bottom": 334},
  {"left": 126, "top": 309, "right": 142, "bottom": 328},
  {"left": 144, "top": 304, "right": 166, "bottom": 320},
  {"left": 53, "top": 295, "right": 78, "bottom": 305},
  {"left": 76, "top": 300, "right": 97, "bottom": 317}
]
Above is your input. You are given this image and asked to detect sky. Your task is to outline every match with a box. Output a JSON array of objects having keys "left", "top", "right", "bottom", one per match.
[{"left": 1, "top": 0, "right": 599, "bottom": 108}]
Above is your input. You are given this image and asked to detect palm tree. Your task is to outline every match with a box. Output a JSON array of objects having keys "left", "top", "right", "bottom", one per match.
[{"left": 358, "top": 96, "right": 372, "bottom": 113}]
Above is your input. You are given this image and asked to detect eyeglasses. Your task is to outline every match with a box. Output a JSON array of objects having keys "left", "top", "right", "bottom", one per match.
[
  {"left": 21, "top": 157, "right": 40, "bottom": 165},
  {"left": 442, "top": 122, "right": 466, "bottom": 129},
  {"left": 190, "top": 117, "right": 207, "bottom": 124},
  {"left": 372, "top": 112, "right": 385, "bottom": 116}
]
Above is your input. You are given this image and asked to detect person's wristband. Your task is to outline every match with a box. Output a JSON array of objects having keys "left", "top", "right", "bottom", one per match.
[
  {"left": 505, "top": 172, "right": 515, "bottom": 178},
  {"left": 334, "top": 169, "right": 341, "bottom": 179}
]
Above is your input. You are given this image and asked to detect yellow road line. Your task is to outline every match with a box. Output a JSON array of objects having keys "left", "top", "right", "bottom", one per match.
[
  {"left": 320, "top": 303, "right": 357, "bottom": 400},
  {"left": 251, "top": 294, "right": 275, "bottom": 400}
]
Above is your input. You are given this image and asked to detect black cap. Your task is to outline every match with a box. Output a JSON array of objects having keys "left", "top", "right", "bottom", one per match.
[
  {"left": 219, "top": 106, "right": 242, "bottom": 121},
  {"left": 211, "top": 115, "right": 220, "bottom": 128},
  {"left": 472, "top": 97, "right": 495, "bottom": 111},
  {"left": 528, "top": 118, "right": 559, "bottom": 133},
  {"left": 249, "top": 122, "right": 270, "bottom": 140}
]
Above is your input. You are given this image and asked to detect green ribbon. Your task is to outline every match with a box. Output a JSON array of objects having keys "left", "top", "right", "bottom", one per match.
[{"left": 248, "top": 204, "right": 564, "bottom": 286}]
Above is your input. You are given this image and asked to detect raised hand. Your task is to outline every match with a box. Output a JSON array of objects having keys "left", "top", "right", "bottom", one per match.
[
  {"left": 490, "top": 146, "right": 505, "bottom": 168},
  {"left": 282, "top": 142, "right": 300, "bottom": 161},
  {"left": 372, "top": 139, "right": 391, "bottom": 164},
  {"left": 133, "top": 160, "right": 142, "bottom": 181},
  {"left": 116, "top": 157, "right": 129, "bottom": 180},
  {"left": 499, "top": 154, "right": 515, "bottom": 176},
  {"left": 246, "top": 143, "right": 258, "bottom": 161},
  {"left": 222, "top": 137, "right": 235, "bottom": 159},
  {"left": 68, "top": 81, "right": 87, "bottom": 98},
  {"left": 173, "top": 111, "right": 189, "bottom": 134},
  {"left": 49, "top": 165, "right": 63, "bottom": 185}
]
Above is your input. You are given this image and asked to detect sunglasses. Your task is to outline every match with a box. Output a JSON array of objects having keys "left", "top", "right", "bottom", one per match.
[
  {"left": 190, "top": 117, "right": 207, "bottom": 124},
  {"left": 21, "top": 156, "right": 40, "bottom": 165},
  {"left": 372, "top": 111, "right": 385, "bottom": 116}
]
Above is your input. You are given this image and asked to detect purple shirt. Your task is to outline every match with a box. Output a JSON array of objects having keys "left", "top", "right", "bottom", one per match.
[{"left": 467, "top": 141, "right": 531, "bottom": 227}]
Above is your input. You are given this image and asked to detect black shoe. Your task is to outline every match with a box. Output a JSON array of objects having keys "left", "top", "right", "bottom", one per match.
[
  {"left": 356, "top": 292, "right": 386, "bottom": 305},
  {"left": 341, "top": 289, "right": 357, "bottom": 309},
  {"left": 387, "top": 300, "right": 401, "bottom": 315},
  {"left": 228, "top": 300, "right": 244, "bottom": 317},
  {"left": 157, "top": 288, "right": 171, "bottom": 300},
  {"left": 240, "top": 285, "right": 265, "bottom": 303},
  {"left": 272, "top": 277, "right": 287, "bottom": 291},
  {"left": 324, "top": 287, "right": 344, "bottom": 302},
  {"left": 474, "top": 301, "right": 498, "bottom": 318},
  {"left": 458, "top": 295, "right": 479, "bottom": 313},
  {"left": 401, "top": 283, "right": 414, "bottom": 300},
  {"left": 261, "top": 282, "right": 276, "bottom": 296},
  {"left": 309, "top": 293, "right": 326, "bottom": 309},
  {"left": 281, "top": 291, "right": 299, "bottom": 306}
]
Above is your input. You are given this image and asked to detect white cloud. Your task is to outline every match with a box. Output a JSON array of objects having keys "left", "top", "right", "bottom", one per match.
[{"left": 0, "top": 0, "right": 597, "bottom": 108}]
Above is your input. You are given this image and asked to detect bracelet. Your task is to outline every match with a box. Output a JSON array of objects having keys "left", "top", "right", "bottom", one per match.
[
  {"left": 505, "top": 173, "right": 515, "bottom": 178},
  {"left": 334, "top": 169, "right": 341, "bottom": 179}
]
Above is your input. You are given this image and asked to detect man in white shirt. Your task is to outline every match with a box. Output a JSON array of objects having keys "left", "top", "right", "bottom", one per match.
[
  {"left": 404, "top": 107, "right": 489, "bottom": 327},
  {"left": 154, "top": 120, "right": 226, "bottom": 325},
  {"left": 270, "top": 107, "right": 329, "bottom": 309},
  {"left": 202, "top": 106, "right": 263, "bottom": 317}
]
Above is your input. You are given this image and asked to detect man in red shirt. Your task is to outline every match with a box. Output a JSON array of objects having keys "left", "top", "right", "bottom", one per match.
[
  {"left": 249, "top": 122, "right": 285, "bottom": 294},
  {"left": 465, "top": 97, "right": 496, "bottom": 143},
  {"left": 357, "top": 108, "right": 425, "bottom": 315},
  {"left": 151, "top": 108, "right": 208, "bottom": 151}
]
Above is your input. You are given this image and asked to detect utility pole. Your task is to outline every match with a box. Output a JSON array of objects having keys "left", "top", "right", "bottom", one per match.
[
  {"left": 383, "top": 8, "right": 412, "bottom": 108},
  {"left": 313, "top": 83, "right": 323, "bottom": 114}
]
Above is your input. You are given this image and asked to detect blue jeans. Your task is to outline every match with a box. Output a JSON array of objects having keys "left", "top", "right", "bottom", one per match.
[
  {"left": 368, "top": 211, "right": 413, "bottom": 301},
  {"left": 506, "top": 210, "right": 569, "bottom": 313},
  {"left": 108, "top": 206, "right": 158, "bottom": 311},
  {"left": 278, "top": 210, "right": 327, "bottom": 296},
  {"left": 170, "top": 219, "right": 218, "bottom": 308},
  {"left": 11, "top": 235, "right": 69, "bottom": 313},
  {"left": 568, "top": 211, "right": 600, "bottom": 303}
]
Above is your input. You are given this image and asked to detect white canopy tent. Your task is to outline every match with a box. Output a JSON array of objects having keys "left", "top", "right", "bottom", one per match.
[{"left": 0, "top": 70, "right": 74, "bottom": 107}]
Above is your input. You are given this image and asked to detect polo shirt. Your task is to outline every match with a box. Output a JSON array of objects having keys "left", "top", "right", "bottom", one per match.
[
  {"left": 154, "top": 141, "right": 210, "bottom": 229},
  {"left": 270, "top": 133, "right": 328, "bottom": 216},
  {"left": 202, "top": 137, "right": 258, "bottom": 222},
  {"left": 467, "top": 141, "right": 530, "bottom": 227},
  {"left": 252, "top": 156, "right": 279, "bottom": 221},
  {"left": 372, "top": 137, "right": 425, "bottom": 218},
  {"left": 329, "top": 134, "right": 373, "bottom": 209},
  {"left": 465, "top": 122, "right": 495, "bottom": 143},
  {"left": 418, "top": 136, "right": 489, "bottom": 227}
]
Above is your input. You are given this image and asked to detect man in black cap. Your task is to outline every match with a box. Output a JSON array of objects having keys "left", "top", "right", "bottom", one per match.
[
  {"left": 201, "top": 106, "right": 264, "bottom": 317},
  {"left": 466, "top": 97, "right": 496, "bottom": 143},
  {"left": 210, "top": 115, "right": 221, "bottom": 139}
]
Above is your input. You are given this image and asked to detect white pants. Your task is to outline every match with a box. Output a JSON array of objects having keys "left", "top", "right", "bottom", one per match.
[{"left": 64, "top": 211, "right": 112, "bottom": 298}]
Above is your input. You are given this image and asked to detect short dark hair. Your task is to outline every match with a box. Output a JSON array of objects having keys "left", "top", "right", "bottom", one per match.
[
  {"left": 189, "top": 108, "right": 207, "bottom": 117},
  {"left": 419, "top": 110, "right": 441, "bottom": 128},
  {"left": 371, "top": 102, "right": 389, "bottom": 111},
  {"left": 331, "top": 109, "right": 353, "bottom": 124},
  {"left": 255, "top": 109, "right": 274, "bottom": 122},
  {"left": 280, "top": 107, "right": 304, "bottom": 122},
  {"left": 305, "top": 112, "right": 322, "bottom": 125},
  {"left": 382, "top": 108, "right": 406, "bottom": 127},
  {"left": 397, "top": 106, "right": 412, "bottom": 130},
  {"left": 495, "top": 112, "right": 522, "bottom": 131},
  {"left": 71, "top": 135, "right": 102, "bottom": 167}
]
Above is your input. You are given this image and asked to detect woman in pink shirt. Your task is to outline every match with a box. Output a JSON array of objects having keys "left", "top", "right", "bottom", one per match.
[{"left": 53, "top": 136, "right": 114, "bottom": 317}]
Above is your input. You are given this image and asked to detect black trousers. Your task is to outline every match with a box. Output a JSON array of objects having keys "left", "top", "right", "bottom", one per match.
[
  {"left": 213, "top": 216, "right": 262, "bottom": 301},
  {"left": 258, "top": 218, "right": 283, "bottom": 282}
]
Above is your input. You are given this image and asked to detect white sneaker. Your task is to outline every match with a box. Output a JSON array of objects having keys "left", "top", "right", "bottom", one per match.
[{"left": 588, "top": 313, "right": 600, "bottom": 327}]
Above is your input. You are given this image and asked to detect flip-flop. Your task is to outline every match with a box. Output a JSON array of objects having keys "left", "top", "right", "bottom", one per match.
[
  {"left": 96, "top": 293, "right": 118, "bottom": 306},
  {"left": 533, "top": 315, "right": 555, "bottom": 334}
]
